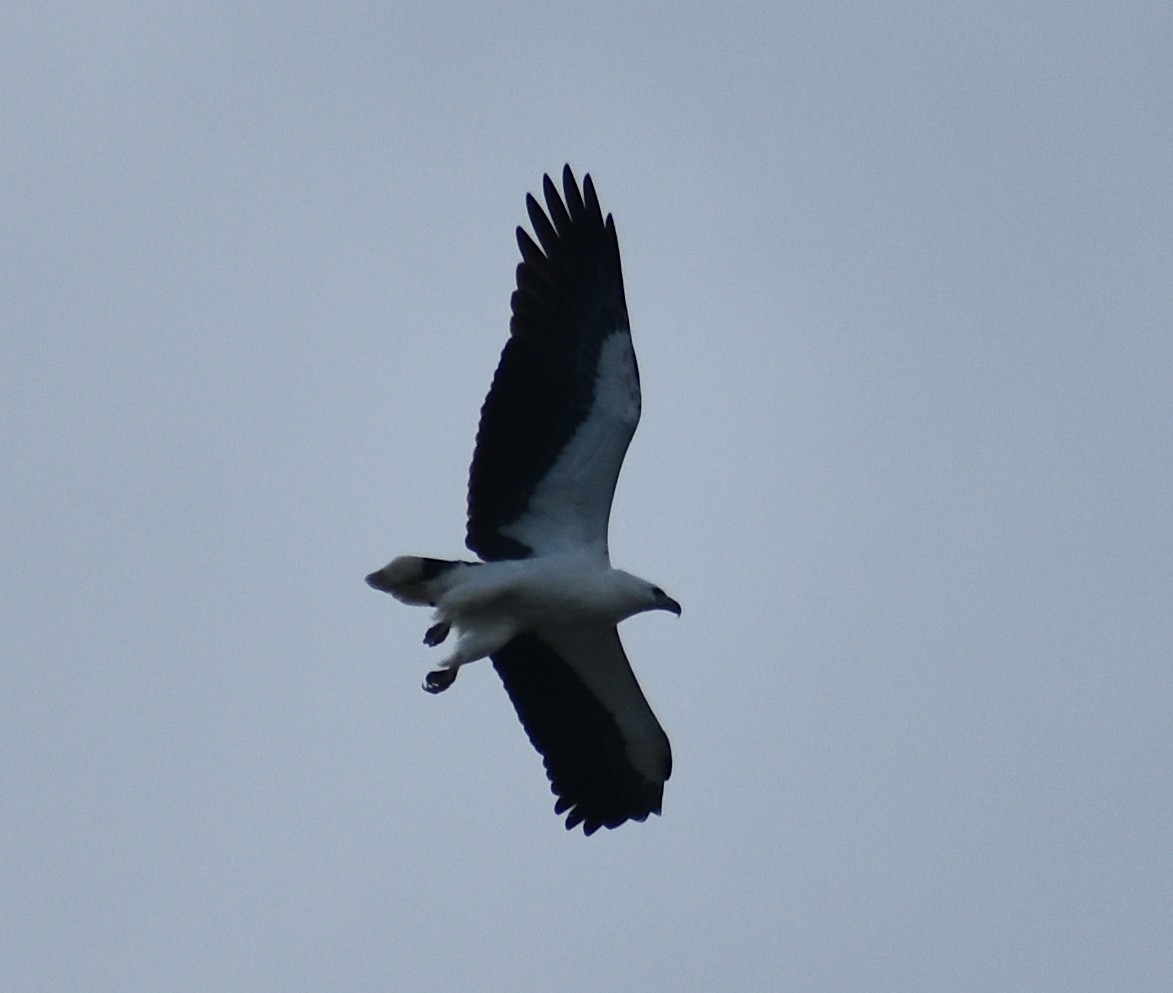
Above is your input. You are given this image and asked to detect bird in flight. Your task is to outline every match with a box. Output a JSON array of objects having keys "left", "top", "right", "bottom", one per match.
[{"left": 367, "top": 166, "right": 679, "bottom": 835}]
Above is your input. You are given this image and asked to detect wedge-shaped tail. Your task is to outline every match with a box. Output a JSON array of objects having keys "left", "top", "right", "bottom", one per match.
[{"left": 365, "top": 556, "right": 477, "bottom": 607}]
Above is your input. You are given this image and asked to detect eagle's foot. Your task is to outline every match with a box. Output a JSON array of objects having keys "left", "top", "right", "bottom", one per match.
[
  {"left": 423, "top": 667, "right": 458, "bottom": 694},
  {"left": 424, "top": 621, "right": 451, "bottom": 646}
]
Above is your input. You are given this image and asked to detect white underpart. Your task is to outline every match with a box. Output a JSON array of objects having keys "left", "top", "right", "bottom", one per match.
[
  {"left": 501, "top": 331, "right": 640, "bottom": 558},
  {"left": 429, "top": 553, "right": 653, "bottom": 676}
]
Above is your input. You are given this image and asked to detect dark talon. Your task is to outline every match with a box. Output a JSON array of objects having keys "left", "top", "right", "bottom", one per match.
[
  {"left": 423, "top": 668, "right": 457, "bottom": 694},
  {"left": 424, "top": 622, "right": 451, "bottom": 646}
]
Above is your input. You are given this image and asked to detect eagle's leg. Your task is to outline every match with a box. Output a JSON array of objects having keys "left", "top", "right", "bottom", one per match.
[
  {"left": 421, "top": 620, "right": 514, "bottom": 695},
  {"left": 424, "top": 621, "right": 450, "bottom": 646}
]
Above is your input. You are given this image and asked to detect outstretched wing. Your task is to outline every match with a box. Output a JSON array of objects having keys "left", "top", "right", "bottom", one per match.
[
  {"left": 491, "top": 628, "right": 671, "bottom": 835},
  {"left": 467, "top": 166, "right": 639, "bottom": 562}
]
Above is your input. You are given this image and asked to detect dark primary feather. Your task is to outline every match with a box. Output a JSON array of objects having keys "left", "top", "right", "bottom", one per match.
[
  {"left": 466, "top": 165, "right": 634, "bottom": 561},
  {"left": 492, "top": 631, "right": 671, "bottom": 835}
]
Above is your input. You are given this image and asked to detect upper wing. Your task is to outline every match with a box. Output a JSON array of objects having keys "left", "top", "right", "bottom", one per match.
[
  {"left": 491, "top": 627, "right": 671, "bottom": 835},
  {"left": 467, "top": 166, "right": 639, "bottom": 561}
]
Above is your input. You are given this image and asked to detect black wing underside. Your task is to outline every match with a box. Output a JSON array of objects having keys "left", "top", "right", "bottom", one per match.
[
  {"left": 467, "top": 166, "right": 635, "bottom": 561},
  {"left": 492, "top": 630, "right": 671, "bottom": 835}
]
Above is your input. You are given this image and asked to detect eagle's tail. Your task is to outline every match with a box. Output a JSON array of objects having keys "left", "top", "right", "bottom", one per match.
[{"left": 365, "top": 556, "right": 477, "bottom": 607}]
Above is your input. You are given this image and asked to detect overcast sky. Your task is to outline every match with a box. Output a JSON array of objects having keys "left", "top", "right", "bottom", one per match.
[{"left": 3, "top": 2, "right": 1170, "bottom": 991}]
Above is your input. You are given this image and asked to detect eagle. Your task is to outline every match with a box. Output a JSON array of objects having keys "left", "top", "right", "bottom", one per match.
[{"left": 367, "top": 166, "right": 679, "bottom": 835}]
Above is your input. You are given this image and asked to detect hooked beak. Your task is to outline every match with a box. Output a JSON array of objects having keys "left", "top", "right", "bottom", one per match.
[{"left": 659, "top": 594, "right": 682, "bottom": 616}]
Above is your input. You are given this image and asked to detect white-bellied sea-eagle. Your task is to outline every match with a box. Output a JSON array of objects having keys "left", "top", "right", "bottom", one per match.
[{"left": 367, "top": 166, "right": 679, "bottom": 835}]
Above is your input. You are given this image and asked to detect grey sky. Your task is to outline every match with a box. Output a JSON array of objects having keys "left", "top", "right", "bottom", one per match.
[{"left": 4, "top": 2, "right": 1170, "bottom": 990}]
